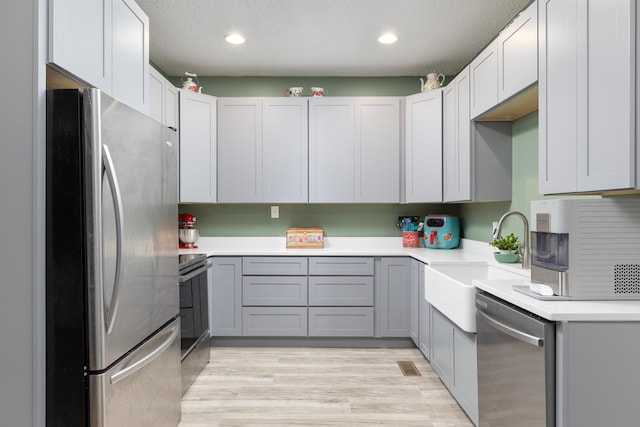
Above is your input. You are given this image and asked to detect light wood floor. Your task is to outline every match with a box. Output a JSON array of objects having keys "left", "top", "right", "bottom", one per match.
[{"left": 179, "top": 347, "right": 473, "bottom": 427}]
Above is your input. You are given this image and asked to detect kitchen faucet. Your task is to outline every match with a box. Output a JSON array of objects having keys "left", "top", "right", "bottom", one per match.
[{"left": 493, "top": 211, "right": 530, "bottom": 269}]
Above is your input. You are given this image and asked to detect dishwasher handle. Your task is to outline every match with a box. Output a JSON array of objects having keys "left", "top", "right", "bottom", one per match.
[{"left": 477, "top": 309, "right": 544, "bottom": 347}]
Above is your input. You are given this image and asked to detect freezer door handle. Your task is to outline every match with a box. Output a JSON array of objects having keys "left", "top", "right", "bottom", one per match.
[
  {"left": 102, "top": 144, "right": 125, "bottom": 334},
  {"left": 110, "top": 322, "right": 180, "bottom": 385},
  {"left": 477, "top": 309, "right": 544, "bottom": 347}
]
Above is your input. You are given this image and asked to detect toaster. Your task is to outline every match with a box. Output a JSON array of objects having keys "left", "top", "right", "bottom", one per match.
[{"left": 424, "top": 214, "right": 460, "bottom": 249}]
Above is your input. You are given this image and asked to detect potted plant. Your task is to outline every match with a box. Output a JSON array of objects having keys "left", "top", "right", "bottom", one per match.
[{"left": 489, "top": 233, "right": 520, "bottom": 263}]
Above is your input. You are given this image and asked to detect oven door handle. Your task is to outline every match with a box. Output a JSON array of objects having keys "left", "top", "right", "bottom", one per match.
[
  {"left": 179, "top": 263, "right": 212, "bottom": 283},
  {"left": 477, "top": 309, "right": 544, "bottom": 347}
]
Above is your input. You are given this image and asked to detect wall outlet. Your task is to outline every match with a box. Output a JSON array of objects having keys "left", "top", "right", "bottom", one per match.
[{"left": 271, "top": 205, "right": 279, "bottom": 219}]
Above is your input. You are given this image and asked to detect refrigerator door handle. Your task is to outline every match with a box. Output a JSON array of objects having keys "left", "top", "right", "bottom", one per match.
[
  {"left": 110, "top": 322, "right": 180, "bottom": 385},
  {"left": 102, "top": 144, "right": 125, "bottom": 334},
  {"left": 477, "top": 309, "right": 544, "bottom": 347}
]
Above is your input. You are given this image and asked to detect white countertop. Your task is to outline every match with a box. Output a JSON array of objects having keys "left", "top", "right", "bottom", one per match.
[{"left": 183, "top": 236, "right": 640, "bottom": 322}]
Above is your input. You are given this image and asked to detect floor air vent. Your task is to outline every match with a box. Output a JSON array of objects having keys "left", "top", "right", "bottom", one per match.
[{"left": 397, "top": 361, "right": 421, "bottom": 377}]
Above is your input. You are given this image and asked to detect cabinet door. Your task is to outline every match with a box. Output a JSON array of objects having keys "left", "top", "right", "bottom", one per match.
[
  {"left": 164, "top": 84, "right": 179, "bottom": 130},
  {"left": 262, "top": 98, "right": 308, "bottom": 202},
  {"left": 418, "top": 263, "right": 431, "bottom": 360},
  {"left": 309, "top": 98, "right": 355, "bottom": 202},
  {"left": 540, "top": 0, "right": 635, "bottom": 194},
  {"left": 209, "top": 257, "right": 242, "bottom": 336},
  {"left": 405, "top": 91, "right": 443, "bottom": 203},
  {"left": 379, "top": 257, "right": 412, "bottom": 337},
  {"left": 111, "top": 0, "right": 149, "bottom": 113},
  {"left": 430, "top": 308, "right": 453, "bottom": 383},
  {"left": 539, "top": 0, "right": 579, "bottom": 194},
  {"left": 148, "top": 66, "right": 164, "bottom": 123},
  {"left": 576, "top": 0, "right": 634, "bottom": 192},
  {"left": 179, "top": 90, "right": 217, "bottom": 203},
  {"left": 452, "top": 328, "right": 478, "bottom": 425},
  {"left": 217, "top": 98, "right": 262, "bottom": 202},
  {"left": 48, "top": 0, "right": 111, "bottom": 91},
  {"left": 470, "top": 40, "right": 498, "bottom": 119},
  {"left": 497, "top": 0, "right": 538, "bottom": 102},
  {"left": 443, "top": 67, "right": 471, "bottom": 202},
  {"left": 354, "top": 98, "right": 400, "bottom": 202},
  {"left": 410, "top": 260, "right": 420, "bottom": 346}
]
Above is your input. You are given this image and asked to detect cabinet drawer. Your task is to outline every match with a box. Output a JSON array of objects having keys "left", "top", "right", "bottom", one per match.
[
  {"left": 242, "top": 276, "right": 308, "bottom": 306},
  {"left": 242, "top": 307, "right": 308, "bottom": 336},
  {"left": 308, "top": 307, "right": 374, "bottom": 337},
  {"left": 308, "top": 257, "right": 374, "bottom": 276},
  {"left": 243, "top": 257, "right": 308, "bottom": 275},
  {"left": 308, "top": 276, "right": 373, "bottom": 306}
]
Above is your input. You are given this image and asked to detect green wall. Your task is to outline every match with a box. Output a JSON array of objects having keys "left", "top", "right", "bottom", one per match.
[
  {"left": 181, "top": 203, "right": 460, "bottom": 237},
  {"left": 168, "top": 76, "right": 425, "bottom": 97}
]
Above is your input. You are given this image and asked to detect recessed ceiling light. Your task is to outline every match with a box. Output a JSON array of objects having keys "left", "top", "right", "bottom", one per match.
[
  {"left": 378, "top": 33, "right": 398, "bottom": 44},
  {"left": 225, "top": 33, "right": 245, "bottom": 44}
]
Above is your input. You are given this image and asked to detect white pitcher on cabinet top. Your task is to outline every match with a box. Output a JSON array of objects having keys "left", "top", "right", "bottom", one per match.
[{"left": 420, "top": 72, "right": 445, "bottom": 92}]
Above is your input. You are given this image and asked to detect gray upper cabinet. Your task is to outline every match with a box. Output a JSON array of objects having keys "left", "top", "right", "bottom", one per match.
[
  {"left": 444, "top": 66, "right": 513, "bottom": 202},
  {"left": 539, "top": 0, "right": 637, "bottom": 194},
  {"left": 443, "top": 67, "right": 472, "bottom": 202},
  {"left": 497, "top": 0, "right": 538, "bottom": 102},
  {"left": 217, "top": 97, "right": 308, "bottom": 203},
  {"left": 469, "top": 41, "right": 499, "bottom": 119},
  {"left": 309, "top": 97, "right": 356, "bottom": 203},
  {"left": 179, "top": 90, "right": 217, "bottom": 203},
  {"left": 149, "top": 65, "right": 179, "bottom": 129},
  {"left": 49, "top": 0, "right": 149, "bottom": 113},
  {"left": 111, "top": 0, "right": 149, "bottom": 113},
  {"left": 405, "top": 90, "right": 443, "bottom": 203},
  {"left": 262, "top": 98, "right": 309, "bottom": 202},
  {"left": 217, "top": 98, "right": 262, "bottom": 203},
  {"left": 49, "top": 0, "right": 111, "bottom": 92},
  {"left": 354, "top": 98, "right": 401, "bottom": 202},
  {"left": 309, "top": 97, "right": 400, "bottom": 203},
  {"left": 470, "top": 0, "right": 538, "bottom": 121}
]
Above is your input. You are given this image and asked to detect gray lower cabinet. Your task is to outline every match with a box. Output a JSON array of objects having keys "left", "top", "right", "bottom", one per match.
[
  {"left": 241, "top": 256, "right": 308, "bottom": 337},
  {"left": 379, "top": 257, "right": 412, "bottom": 337},
  {"left": 242, "top": 307, "right": 308, "bottom": 336},
  {"left": 431, "top": 307, "right": 478, "bottom": 425},
  {"left": 308, "top": 307, "right": 374, "bottom": 337},
  {"left": 210, "top": 257, "right": 242, "bottom": 336},
  {"left": 308, "top": 257, "right": 375, "bottom": 337}
]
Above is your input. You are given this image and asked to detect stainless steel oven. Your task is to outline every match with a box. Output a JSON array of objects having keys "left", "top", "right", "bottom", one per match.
[
  {"left": 178, "top": 254, "right": 212, "bottom": 395},
  {"left": 476, "top": 291, "right": 555, "bottom": 426}
]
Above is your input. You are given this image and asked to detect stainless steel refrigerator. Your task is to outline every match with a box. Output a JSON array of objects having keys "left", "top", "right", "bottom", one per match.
[{"left": 46, "top": 89, "right": 181, "bottom": 426}]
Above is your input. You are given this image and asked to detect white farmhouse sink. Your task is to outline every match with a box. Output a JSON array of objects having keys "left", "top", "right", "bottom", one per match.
[{"left": 425, "top": 264, "right": 525, "bottom": 333}]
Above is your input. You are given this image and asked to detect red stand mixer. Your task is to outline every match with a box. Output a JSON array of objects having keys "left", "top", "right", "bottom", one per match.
[{"left": 178, "top": 213, "right": 200, "bottom": 248}]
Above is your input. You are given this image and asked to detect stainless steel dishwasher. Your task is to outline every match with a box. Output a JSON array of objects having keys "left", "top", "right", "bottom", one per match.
[{"left": 475, "top": 291, "right": 555, "bottom": 426}]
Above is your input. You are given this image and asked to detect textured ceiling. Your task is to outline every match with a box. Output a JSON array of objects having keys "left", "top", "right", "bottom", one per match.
[{"left": 136, "top": 0, "right": 533, "bottom": 77}]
